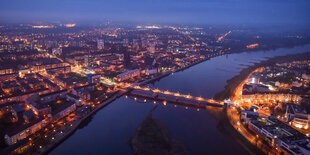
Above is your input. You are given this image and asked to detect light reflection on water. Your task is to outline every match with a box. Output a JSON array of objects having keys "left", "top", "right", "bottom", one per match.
[{"left": 51, "top": 45, "right": 310, "bottom": 155}]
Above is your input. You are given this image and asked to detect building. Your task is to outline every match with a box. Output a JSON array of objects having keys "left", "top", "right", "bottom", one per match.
[
  {"left": 146, "top": 68, "right": 158, "bottom": 75},
  {"left": 40, "top": 90, "right": 67, "bottom": 103},
  {"left": 32, "top": 62, "right": 66, "bottom": 72},
  {"left": 0, "top": 88, "right": 49, "bottom": 104},
  {"left": 0, "top": 73, "right": 18, "bottom": 82},
  {"left": 87, "top": 74, "right": 101, "bottom": 84},
  {"left": 72, "top": 84, "right": 95, "bottom": 101},
  {"left": 46, "top": 66, "right": 71, "bottom": 75},
  {"left": 242, "top": 93, "right": 300, "bottom": 104},
  {"left": 248, "top": 75, "right": 260, "bottom": 84},
  {"left": 43, "top": 79, "right": 59, "bottom": 91},
  {"left": 115, "top": 69, "right": 140, "bottom": 82},
  {"left": 4, "top": 117, "right": 46, "bottom": 145},
  {"left": 66, "top": 93, "right": 83, "bottom": 106},
  {"left": 23, "top": 110, "right": 36, "bottom": 123},
  {"left": 247, "top": 116, "right": 309, "bottom": 155},
  {"left": 26, "top": 95, "right": 51, "bottom": 116},
  {"left": 77, "top": 105, "right": 92, "bottom": 117},
  {"left": 26, "top": 90, "right": 67, "bottom": 116},
  {"left": 0, "top": 68, "right": 14, "bottom": 75},
  {"left": 285, "top": 103, "right": 310, "bottom": 129},
  {"left": 241, "top": 106, "right": 259, "bottom": 124},
  {"left": 49, "top": 99, "right": 76, "bottom": 121},
  {"left": 11, "top": 104, "right": 24, "bottom": 119},
  {"left": 97, "top": 39, "right": 104, "bottom": 50},
  {"left": 243, "top": 84, "right": 270, "bottom": 94},
  {"left": 52, "top": 47, "right": 62, "bottom": 55}
]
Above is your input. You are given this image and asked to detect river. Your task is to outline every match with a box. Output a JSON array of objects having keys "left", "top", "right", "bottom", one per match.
[{"left": 51, "top": 45, "right": 310, "bottom": 155}]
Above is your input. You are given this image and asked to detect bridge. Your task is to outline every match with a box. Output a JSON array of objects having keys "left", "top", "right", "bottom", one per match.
[{"left": 118, "top": 83, "right": 223, "bottom": 109}]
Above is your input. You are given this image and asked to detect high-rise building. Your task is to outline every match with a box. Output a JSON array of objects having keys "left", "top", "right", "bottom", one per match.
[{"left": 97, "top": 39, "right": 104, "bottom": 50}]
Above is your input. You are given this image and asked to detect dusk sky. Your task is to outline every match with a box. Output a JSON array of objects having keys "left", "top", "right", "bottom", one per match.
[{"left": 0, "top": 0, "right": 309, "bottom": 26}]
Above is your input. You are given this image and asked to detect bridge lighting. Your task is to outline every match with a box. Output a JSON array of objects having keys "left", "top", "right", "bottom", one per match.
[
  {"left": 153, "top": 89, "right": 160, "bottom": 92},
  {"left": 125, "top": 95, "right": 128, "bottom": 99},
  {"left": 153, "top": 101, "right": 156, "bottom": 104},
  {"left": 164, "top": 91, "right": 170, "bottom": 94},
  {"left": 144, "top": 99, "right": 147, "bottom": 102},
  {"left": 134, "top": 97, "right": 137, "bottom": 101}
]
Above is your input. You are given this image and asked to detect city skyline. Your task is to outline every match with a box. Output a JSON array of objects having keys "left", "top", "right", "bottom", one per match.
[{"left": 0, "top": 0, "right": 310, "bottom": 27}]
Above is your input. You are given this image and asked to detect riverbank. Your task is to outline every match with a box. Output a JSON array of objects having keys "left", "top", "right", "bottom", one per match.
[
  {"left": 31, "top": 54, "right": 222, "bottom": 155},
  {"left": 138, "top": 53, "right": 221, "bottom": 86},
  {"left": 37, "top": 55, "right": 220, "bottom": 154},
  {"left": 218, "top": 109, "right": 264, "bottom": 155},
  {"left": 38, "top": 91, "right": 126, "bottom": 155},
  {"left": 214, "top": 51, "right": 310, "bottom": 100},
  {"left": 47, "top": 45, "right": 310, "bottom": 155},
  {"left": 218, "top": 52, "right": 310, "bottom": 154}
]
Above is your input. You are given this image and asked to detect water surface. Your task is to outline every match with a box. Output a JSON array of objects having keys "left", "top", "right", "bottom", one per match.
[{"left": 51, "top": 45, "right": 310, "bottom": 155}]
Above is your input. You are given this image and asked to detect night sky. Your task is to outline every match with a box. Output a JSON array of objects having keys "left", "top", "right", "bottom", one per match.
[{"left": 0, "top": 0, "right": 309, "bottom": 26}]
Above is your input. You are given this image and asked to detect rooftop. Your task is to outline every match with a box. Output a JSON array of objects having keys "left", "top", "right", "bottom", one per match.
[{"left": 117, "top": 69, "right": 139, "bottom": 77}]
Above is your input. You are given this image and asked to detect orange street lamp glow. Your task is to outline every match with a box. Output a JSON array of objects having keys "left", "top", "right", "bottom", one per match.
[{"left": 163, "top": 100, "right": 167, "bottom": 105}]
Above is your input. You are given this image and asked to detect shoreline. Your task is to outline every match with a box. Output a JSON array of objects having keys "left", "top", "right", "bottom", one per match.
[
  {"left": 214, "top": 51, "right": 310, "bottom": 100},
  {"left": 8, "top": 44, "right": 309, "bottom": 155},
  {"left": 39, "top": 91, "right": 126, "bottom": 155},
  {"left": 220, "top": 52, "right": 310, "bottom": 154},
  {"left": 37, "top": 52, "right": 224, "bottom": 155}
]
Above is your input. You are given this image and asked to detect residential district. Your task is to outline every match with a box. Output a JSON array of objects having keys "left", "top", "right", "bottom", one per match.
[{"left": 227, "top": 57, "right": 310, "bottom": 155}]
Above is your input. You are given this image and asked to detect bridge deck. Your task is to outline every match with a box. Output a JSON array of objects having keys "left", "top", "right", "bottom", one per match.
[{"left": 127, "top": 89, "right": 223, "bottom": 108}]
